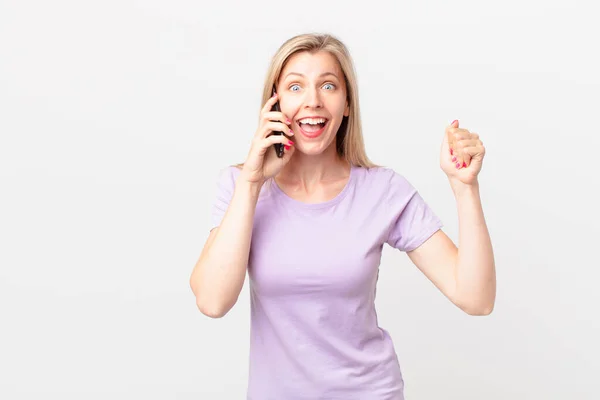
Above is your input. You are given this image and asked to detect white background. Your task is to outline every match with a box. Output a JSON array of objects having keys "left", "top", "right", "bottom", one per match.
[{"left": 1, "top": 0, "right": 599, "bottom": 398}]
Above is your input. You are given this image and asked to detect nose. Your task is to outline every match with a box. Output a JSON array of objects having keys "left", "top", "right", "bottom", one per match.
[{"left": 304, "top": 86, "right": 323, "bottom": 109}]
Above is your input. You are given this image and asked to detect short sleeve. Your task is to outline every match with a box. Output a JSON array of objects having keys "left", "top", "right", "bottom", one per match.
[
  {"left": 385, "top": 172, "right": 443, "bottom": 252},
  {"left": 210, "top": 166, "right": 239, "bottom": 231}
]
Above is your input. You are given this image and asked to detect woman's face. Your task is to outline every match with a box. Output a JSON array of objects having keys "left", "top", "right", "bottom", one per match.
[{"left": 276, "top": 51, "right": 349, "bottom": 156}]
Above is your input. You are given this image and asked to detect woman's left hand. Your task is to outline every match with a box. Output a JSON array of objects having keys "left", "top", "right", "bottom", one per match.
[{"left": 440, "top": 120, "right": 486, "bottom": 186}]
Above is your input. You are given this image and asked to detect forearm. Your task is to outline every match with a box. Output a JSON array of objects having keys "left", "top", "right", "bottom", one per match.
[
  {"left": 192, "top": 177, "right": 263, "bottom": 317},
  {"left": 451, "top": 180, "right": 496, "bottom": 315}
]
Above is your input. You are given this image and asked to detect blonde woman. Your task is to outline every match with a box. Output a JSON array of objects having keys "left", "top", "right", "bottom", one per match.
[{"left": 190, "top": 33, "right": 496, "bottom": 399}]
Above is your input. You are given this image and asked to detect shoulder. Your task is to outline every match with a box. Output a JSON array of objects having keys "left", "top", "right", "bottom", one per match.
[
  {"left": 215, "top": 164, "right": 242, "bottom": 185},
  {"left": 221, "top": 164, "right": 243, "bottom": 177},
  {"left": 355, "top": 165, "right": 416, "bottom": 200},
  {"left": 211, "top": 166, "right": 243, "bottom": 201},
  {"left": 213, "top": 165, "right": 275, "bottom": 201}
]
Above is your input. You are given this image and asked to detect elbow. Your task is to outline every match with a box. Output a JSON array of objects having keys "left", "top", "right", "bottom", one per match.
[
  {"left": 194, "top": 292, "right": 235, "bottom": 319},
  {"left": 465, "top": 305, "right": 494, "bottom": 316},
  {"left": 461, "top": 302, "right": 494, "bottom": 316},
  {"left": 455, "top": 295, "right": 495, "bottom": 316},
  {"left": 197, "top": 302, "right": 228, "bottom": 319},
  {"left": 454, "top": 284, "right": 496, "bottom": 316},
  {"left": 190, "top": 277, "right": 227, "bottom": 318}
]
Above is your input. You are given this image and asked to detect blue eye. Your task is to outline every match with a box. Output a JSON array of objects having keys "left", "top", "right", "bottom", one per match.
[
  {"left": 290, "top": 84, "right": 300, "bottom": 92},
  {"left": 323, "top": 83, "right": 335, "bottom": 90}
]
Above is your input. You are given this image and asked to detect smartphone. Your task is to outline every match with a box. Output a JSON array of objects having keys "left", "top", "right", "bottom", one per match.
[{"left": 270, "top": 88, "right": 285, "bottom": 158}]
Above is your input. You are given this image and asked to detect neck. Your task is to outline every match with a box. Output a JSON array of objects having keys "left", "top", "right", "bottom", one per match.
[{"left": 278, "top": 143, "right": 350, "bottom": 186}]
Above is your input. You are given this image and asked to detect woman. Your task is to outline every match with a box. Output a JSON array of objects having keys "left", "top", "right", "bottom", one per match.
[{"left": 190, "top": 33, "right": 496, "bottom": 400}]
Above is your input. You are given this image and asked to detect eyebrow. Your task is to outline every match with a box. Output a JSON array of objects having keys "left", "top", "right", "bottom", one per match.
[{"left": 283, "top": 72, "right": 340, "bottom": 80}]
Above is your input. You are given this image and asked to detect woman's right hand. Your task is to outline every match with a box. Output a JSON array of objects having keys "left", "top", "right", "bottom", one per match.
[{"left": 240, "top": 93, "right": 295, "bottom": 184}]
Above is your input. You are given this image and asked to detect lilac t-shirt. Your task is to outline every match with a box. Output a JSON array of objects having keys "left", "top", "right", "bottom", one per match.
[{"left": 210, "top": 164, "right": 443, "bottom": 400}]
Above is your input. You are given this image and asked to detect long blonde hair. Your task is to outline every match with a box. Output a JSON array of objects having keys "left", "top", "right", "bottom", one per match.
[{"left": 235, "top": 33, "right": 379, "bottom": 169}]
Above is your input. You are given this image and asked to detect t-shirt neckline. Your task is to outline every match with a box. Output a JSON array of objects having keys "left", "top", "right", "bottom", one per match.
[{"left": 270, "top": 164, "right": 357, "bottom": 210}]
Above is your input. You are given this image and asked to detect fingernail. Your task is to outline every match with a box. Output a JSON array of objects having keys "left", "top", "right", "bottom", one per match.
[
  {"left": 286, "top": 119, "right": 291, "bottom": 124},
  {"left": 289, "top": 129, "right": 294, "bottom": 135},
  {"left": 452, "top": 156, "right": 457, "bottom": 162},
  {"left": 451, "top": 119, "right": 458, "bottom": 125},
  {"left": 284, "top": 145, "right": 291, "bottom": 150},
  {"left": 288, "top": 140, "right": 294, "bottom": 145},
  {"left": 462, "top": 161, "right": 467, "bottom": 168},
  {"left": 450, "top": 148, "right": 453, "bottom": 155},
  {"left": 456, "top": 162, "right": 461, "bottom": 169}
]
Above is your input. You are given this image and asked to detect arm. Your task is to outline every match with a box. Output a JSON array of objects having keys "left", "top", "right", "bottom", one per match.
[
  {"left": 191, "top": 91, "right": 296, "bottom": 318},
  {"left": 189, "top": 176, "right": 263, "bottom": 318},
  {"left": 407, "top": 181, "right": 496, "bottom": 315},
  {"left": 405, "top": 120, "right": 495, "bottom": 315}
]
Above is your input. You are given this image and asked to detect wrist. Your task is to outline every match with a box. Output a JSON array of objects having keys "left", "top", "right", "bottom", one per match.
[{"left": 449, "top": 178, "right": 480, "bottom": 197}]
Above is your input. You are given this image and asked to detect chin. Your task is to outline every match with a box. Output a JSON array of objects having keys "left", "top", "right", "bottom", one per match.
[{"left": 296, "top": 138, "right": 336, "bottom": 156}]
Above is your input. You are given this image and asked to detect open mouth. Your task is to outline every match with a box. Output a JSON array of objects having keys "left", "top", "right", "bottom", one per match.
[{"left": 297, "top": 117, "right": 329, "bottom": 137}]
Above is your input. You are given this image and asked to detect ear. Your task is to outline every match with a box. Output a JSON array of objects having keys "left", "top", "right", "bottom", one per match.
[{"left": 344, "top": 99, "right": 350, "bottom": 117}]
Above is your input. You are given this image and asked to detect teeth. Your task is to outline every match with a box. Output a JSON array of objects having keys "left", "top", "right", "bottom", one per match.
[{"left": 298, "top": 117, "right": 327, "bottom": 125}]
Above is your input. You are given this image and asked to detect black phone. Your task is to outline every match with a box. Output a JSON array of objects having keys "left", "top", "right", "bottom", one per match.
[{"left": 270, "top": 88, "right": 285, "bottom": 158}]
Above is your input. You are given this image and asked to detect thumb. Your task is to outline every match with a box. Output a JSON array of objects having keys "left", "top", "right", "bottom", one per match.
[{"left": 444, "top": 119, "right": 459, "bottom": 149}]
